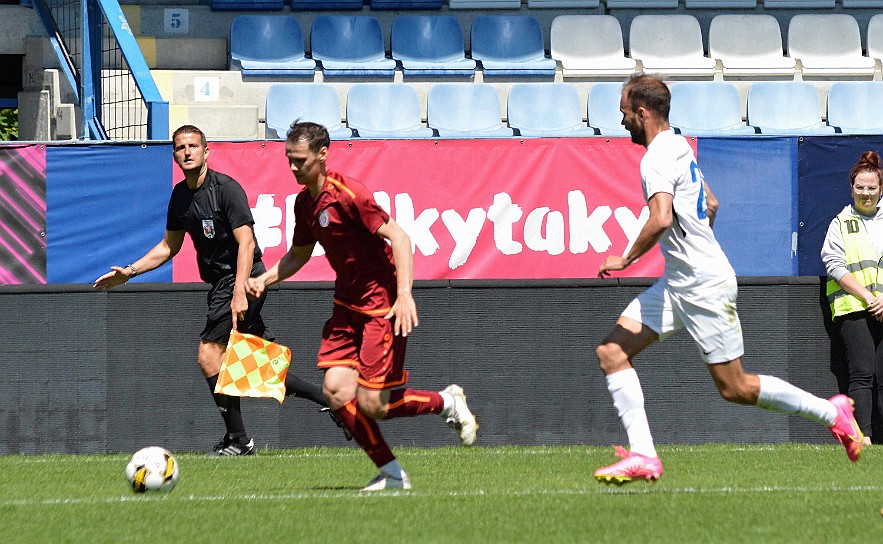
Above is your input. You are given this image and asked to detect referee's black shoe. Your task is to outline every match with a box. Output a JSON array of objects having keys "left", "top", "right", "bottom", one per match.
[
  {"left": 207, "top": 436, "right": 255, "bottom": 456},
  {"left": 320, "top": 407, "right": 354, "bottom": 441}
]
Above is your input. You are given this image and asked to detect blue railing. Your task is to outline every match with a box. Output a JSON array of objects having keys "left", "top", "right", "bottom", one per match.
[{"left": 30, "top": 0, "right": 168, "bottom": 140}]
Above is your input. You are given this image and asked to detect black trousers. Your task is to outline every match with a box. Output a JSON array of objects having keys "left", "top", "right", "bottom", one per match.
[{"left": 836, "top": 311, "right": 883, "bottom": 437}]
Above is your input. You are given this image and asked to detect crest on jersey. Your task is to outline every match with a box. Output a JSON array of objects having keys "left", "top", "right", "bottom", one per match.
[
  {"left": 202, "top": 219, "right": 215, "bottom": 239},
  {"left": 318, "top": 209, "right": 330, "bottom": 228}
]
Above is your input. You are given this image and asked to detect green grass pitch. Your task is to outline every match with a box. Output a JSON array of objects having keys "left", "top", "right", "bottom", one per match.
[{"left": 1, "top": 444, "right": 880, "bottom": 543}]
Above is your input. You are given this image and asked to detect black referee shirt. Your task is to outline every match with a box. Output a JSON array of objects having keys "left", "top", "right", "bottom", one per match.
[{"left": 166, "top": 169, "right": 262, "bottom": 284}]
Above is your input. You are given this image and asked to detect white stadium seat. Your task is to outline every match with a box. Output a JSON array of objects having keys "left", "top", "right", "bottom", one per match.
[
  {"left": 629, "top": 15, "right": 716, "bottom": 78},
  {"left": 708, "top": 14, "right": 796, "bottom": 78},
  {"left": 787, "top": 14, "right": 875, "bottom": 78},
  {"left": 550, "top": 15, "right": 636, "bottom": 79}
]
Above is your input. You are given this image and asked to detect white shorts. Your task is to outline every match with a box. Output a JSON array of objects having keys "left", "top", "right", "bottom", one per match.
[{"left": 621, "top": 276, "right": 745, "bottom": 364}]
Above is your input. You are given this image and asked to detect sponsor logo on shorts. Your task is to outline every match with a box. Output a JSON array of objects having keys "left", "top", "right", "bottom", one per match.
[{"left": 202, "top": 219, "right": 215, "bottom": 239}]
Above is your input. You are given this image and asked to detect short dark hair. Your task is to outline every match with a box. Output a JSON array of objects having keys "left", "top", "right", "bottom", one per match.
[
  {"left": 286, "top": 121, "right": 330, "bottom": 153},
  {"left": 622, "top": 74, "right": 671, "bottom": 122},
  {"left": 172, "top": 125, "right": 207, "bottom": 147}
]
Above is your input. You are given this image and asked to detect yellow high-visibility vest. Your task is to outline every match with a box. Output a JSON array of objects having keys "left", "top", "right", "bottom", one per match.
[{"left": 826, "top": 210, "right": 883, "bottom": 318}]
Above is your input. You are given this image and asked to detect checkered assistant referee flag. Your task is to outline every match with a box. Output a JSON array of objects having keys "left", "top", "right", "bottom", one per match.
[{"left": 214, "top": 330, "right": 291, "bottom": 403}]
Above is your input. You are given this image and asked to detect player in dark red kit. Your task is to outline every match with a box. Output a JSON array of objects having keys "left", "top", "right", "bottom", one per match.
[{"left": 247, "top": 121, "right": 478, "bottom": 490}]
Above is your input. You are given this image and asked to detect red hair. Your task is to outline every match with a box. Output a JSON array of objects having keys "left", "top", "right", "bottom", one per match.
[{"left": 849, "top": 151, "right": 883, "bottom": 186}]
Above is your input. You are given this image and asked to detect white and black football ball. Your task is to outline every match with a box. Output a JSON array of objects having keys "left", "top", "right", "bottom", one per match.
[{"left": 125, "top": 446, "right": 179, "bottom": 493}]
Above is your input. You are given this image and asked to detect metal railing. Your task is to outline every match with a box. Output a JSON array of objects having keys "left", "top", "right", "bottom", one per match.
[{"left": 30, "top": 0, "right": 168, "bottom": 140}]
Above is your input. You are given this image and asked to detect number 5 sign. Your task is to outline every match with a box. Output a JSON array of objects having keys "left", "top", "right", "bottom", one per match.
[{"left": 164, "top": 9, "right": 189, "bottom": 34}]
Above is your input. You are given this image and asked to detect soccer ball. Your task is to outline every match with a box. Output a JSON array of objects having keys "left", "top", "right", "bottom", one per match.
[{"left": 125, "top": 446, "right": 179, "bottom": 493}]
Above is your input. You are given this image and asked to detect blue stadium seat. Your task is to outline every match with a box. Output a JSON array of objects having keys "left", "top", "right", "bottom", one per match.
[
  {"left": 448, "top": 0, "right": 521, "bottom": 8},
  {"left": 265, "top": 84, "right": 353, "bottom": 140},
  {"left": 761, "top": 0, "right": 834, "bottom": 7},
  {"left": 684, "top": 0, "right": 755, "bottom": 6},
  {"left": 527, "top": 0, "right": 598, "bottom": 6},
  {"left": 229, "top": 16, "right": 315, "bottom": 77},
  {"left": 669, "top": 82, "right": 756, "bottom": 136},
  {"left": 587, "top": 82, "right": 630, "bottom": 137},
  {"left": 347, "top": 84, "right": 435, "bottom": 138},
  {"left": 604, "top": 0, "right": 678, "bottom": 7},
  {"left": 427, "top": 83, "right": 515, "bottom": 138},
  {"left": 370, "top": 0, "right": 443, "bottom": 9},
  {"left": 746, "top": 82, "right": 836, "bottom": 135},
  {"left": 507, "top": 83, "right": 597, "bottom": 137},
  {"left": 826, "top": 82, "right": 883, "bottom": 135},
  {"left": 290, "top": 0, "right": 363, "bottom": 10},
  {"left": 470, "top": 16, "right": 556, "bottom": 78},
  {"left": 211, "top": 0, "right": 283, "bottom": 10},
  {"left": 310, "top": 16, "right": 397, "bottom": 77},
  {"left": 391, "top": 16, "right": 475, "bottom": 77}
]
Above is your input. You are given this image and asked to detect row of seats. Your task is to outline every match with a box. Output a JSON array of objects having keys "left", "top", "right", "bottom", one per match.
[
  {"left": 212, "top": 0, "right": 883, "bottom": 10},
  {"left": 230, "top": 13, "right": 883, "bottom": 79},
  {"left": 263, "top": 81, "right": 883, "bottom": 139}
]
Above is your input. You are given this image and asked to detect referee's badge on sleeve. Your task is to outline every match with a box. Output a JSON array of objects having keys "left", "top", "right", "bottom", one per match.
[{"left": 202, "top": 219, "right": 215, "bottom": 238}]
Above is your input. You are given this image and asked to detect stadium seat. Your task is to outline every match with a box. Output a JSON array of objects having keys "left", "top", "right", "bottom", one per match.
[
  {"left": 787, "top": 14, "right": 875, "bottom": 78},
  {"left": 346, "top": 84, "right": 434, "bottom": 138},
  {"left": 229, "top": 16, "right": 315, "bottom": 77},
  {"left": 550, "top": 15, "right": 636, "bottom": 79},
  {"left": 211, "top": 0, "right": 283, "bottom": 10},
  {"left": 391, "top": 16, "right": 476, "bottom": 77},
  {"left": 669, "top": 82, "right": 756, "bottom": 136},
  {"left": 310, "top": 16, "right": 397, "bottom": 77},
  {"left": 708, "top": 14, "right": 796, "bottom": 78},
  {"left": 760, "top": 0, "right": 834, "bottom": 7},
  {"left": 448, "top": 0, "right": 521, "bottom": 8},
  {"left": 426, "top": 83, "right": 515, "bottom": 138},
  {"left": 370, "top": 0, "right": 442, "bottom": 8},
  {"left": 265, "top": 83, "right": 352, "bottom": 140},
  {"left": 826, "top": 82, "right": 883, "bottom": 135},
  {"left": 683, "top": 0, "right": 756, "bottom": 6},
  {"left": 629, "top": 15, "right": 716, "bottom": 78},
  {"left": 507, "top": 83, "right": 597, "bottom": 137},
  {"left": 470, "top": 16, "right": 556, "bottom": 78},
  {"left": 841, "top": 0, "right": 883, "bottom": 6},
  {"left": 290, "top": 0, "right": 363, "bottom": 9},
  {"left": 605, "top": 0, "right": 678, "bottom": 8},
  {"left": 587, "top": 82, "right": 630, "bottom": 137},
  {"left": 527, "top": 0, "right": 599, "bottom": 7},
  {"left": 746, "top": 82, "right": 836, "bottom": 135},
  {"left": 868, "top": 15, "right": 883, "bottom": 65}
]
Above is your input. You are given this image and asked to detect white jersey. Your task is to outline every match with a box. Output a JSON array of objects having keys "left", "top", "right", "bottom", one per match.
[{"left": 640, "top": 130, "right": 735, "bottom": 287}]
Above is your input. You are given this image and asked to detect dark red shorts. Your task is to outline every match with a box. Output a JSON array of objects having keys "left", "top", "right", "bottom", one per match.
[{"left": 317, "top": 303, "right": 409, "bottom": 390}]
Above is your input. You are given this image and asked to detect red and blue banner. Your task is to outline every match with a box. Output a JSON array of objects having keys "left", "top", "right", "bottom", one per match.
[{"left": 35, "top": 136, "right": 807, "bottom": 284}]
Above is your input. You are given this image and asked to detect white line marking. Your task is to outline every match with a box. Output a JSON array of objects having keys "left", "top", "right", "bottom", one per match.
[{"left": 2, "top": 484, "right": 878, "bottom": 508}]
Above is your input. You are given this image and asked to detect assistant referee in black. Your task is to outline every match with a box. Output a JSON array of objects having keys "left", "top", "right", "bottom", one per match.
[{"left": 94, "top": 125, "right": 334, "bottom": 455}]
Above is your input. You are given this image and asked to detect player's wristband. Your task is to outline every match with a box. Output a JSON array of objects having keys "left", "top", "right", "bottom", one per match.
[{"left": 126, "top": 264, "right": 138, "bottom": 277}]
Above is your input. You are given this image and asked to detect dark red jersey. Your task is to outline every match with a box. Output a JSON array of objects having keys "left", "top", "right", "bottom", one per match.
[{"left": 292, "top": 171, "right": 396, "bottom": 313}]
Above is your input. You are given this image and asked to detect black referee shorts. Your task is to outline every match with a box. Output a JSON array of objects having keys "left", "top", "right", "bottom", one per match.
[{"left": 200, "top": 262, "right": 274, "bottom": 345}]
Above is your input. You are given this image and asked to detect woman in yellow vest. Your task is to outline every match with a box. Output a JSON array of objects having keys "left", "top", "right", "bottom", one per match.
[{"left": 822, "top": 151, "right": 883, "bottom": 446}]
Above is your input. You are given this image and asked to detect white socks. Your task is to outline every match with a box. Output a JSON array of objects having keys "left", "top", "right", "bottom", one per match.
[
  {"left": 755, "top": 375, "right": 836, "bottom": 427},
  {"left": 440, "top": 391, "right": 455, "bottom": 417},
  {"left": 606, "top": 368, "right": 657, "bottom": 458},
  {"left": 380, "top": 459, "right": 406, "bottom": 479}
]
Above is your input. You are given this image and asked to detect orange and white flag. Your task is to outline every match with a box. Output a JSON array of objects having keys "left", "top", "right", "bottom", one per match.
[{"left": 214, "top": 330, "right": 291, "bottom": 403}]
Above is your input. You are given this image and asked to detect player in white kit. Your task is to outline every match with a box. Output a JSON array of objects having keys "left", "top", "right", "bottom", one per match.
[{"left": 593, "top": 74, "right": 863, "bottom": 484}]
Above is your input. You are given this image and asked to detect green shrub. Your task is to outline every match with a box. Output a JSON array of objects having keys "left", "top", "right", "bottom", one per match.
[{"left": 0, "top": 108, "right": 19, "bottom": 141}]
